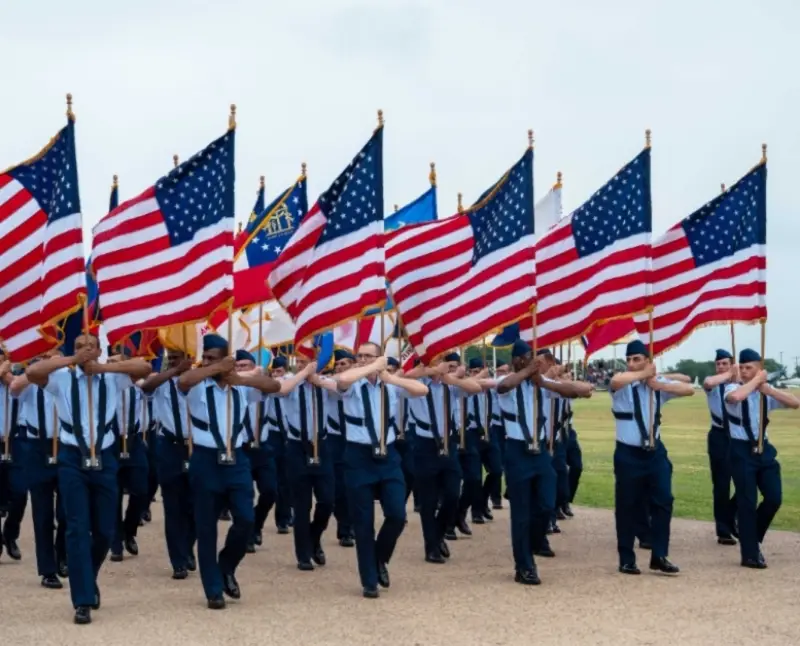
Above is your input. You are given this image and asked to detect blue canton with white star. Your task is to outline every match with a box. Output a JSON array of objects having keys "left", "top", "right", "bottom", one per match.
[
  {"left": 681, "top": 163, "right": 766, "bottom": 267},
  {"left": 7, "top": 122, "right": 81, "bottom": 222},
  {"left": 154, "top": 131, "right": 235, "bottom": 247},
  {"left": 245, "top": 179, "right": 308, "bottom": 266},
  {"left": 571, "top": 148, "right": 651, "bottom": 258},
  {"left": 468, "top": 148, "right": 533, "bottom": 264},
  {"left": 316, "top": 128, "right": 383, "bottom": 246}
]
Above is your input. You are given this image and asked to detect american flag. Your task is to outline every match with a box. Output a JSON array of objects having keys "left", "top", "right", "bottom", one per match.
[
  {"left": 91, "top": 131, "right": 235, "bottom": 346},
  {"left": 267, "top": 127, "right": 385, "bottom": 349},
  {"left": 521, "top": 148, "right": 652, "bottom": 349},
  {"left": 633, "top": 162, "right": 767, "bottom": 355},
  {"left": 386, "top": 148, "right": 535, "bottom": 363},
  {"left": 581, "top": 318, "right": 637, "bottom": 359},
  {"left": 0, "top": 120, "right": 86, "bottom": 362}
]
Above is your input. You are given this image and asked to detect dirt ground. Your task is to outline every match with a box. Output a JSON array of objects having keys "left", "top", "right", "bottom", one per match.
[{"left": 1, "top": 503, "right": 799, "bottom": 646}]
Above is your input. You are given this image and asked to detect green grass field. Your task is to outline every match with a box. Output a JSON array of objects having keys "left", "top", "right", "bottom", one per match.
[{"left": 571, "top": 391, "right": 800, "bottom": 531}]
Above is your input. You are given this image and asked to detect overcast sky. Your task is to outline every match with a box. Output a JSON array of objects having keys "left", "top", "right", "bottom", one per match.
[{"left": 3, "top": 0, "right": 798, "bottom": 368}]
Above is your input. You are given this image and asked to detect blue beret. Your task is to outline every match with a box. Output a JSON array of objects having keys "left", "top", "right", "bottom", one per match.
[
  {"left": 443, "top": 352, "right": 460, "bottom": 363},
  {"left": 739, "top": 348, "right": 761, "bottom": 364},
  {"left": 511, "top": 339, "right": 532, "bottom": 358},
  {"left": 468, "top": 357, "right": 484, "bottom": 370},
  {"left": 625, "top": 340, "right": 649, "bottom": 358},
  {"left": 715, "top": 349, "right": 733, "bottom": 362},
  {"left": 235, "top": 349, "right": 255, "bottom": 363},
  {"left": 387, "top": 357, "right": 400, "bottom": 368},
  {"left": 271, "top": 356, "right": 288, "bottom": 369},
  {"left": 333, "top": 349, "right": 355, "bottom": 362},
  {"left": 203, "top": 334, "right": 229, "bottom": 353}
]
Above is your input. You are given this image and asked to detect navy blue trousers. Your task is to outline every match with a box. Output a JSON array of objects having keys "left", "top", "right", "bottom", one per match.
[
  {"left": 19, "top": 438, "right": 66, "bottom": 576},
  {"left": 328, "top": 433, "right": 353, "bottom": 539},
  {"left": 344, "top": 442, "right": 406, "bottom": 589},
  {"left": 58, "top": 444, "right": 118, "bottom": 608},
  {"left": 285, "top": 439, "right": 334, "bottom": 563},
  {"left": 143, "top": 432, "right": 159, "bottom": 514},
  {"left": 413, "top": 436, "right": 462, "bottom": 556},
  {"left": 188, "top": 446, "right": 254, "bottom": 600},
  {"left": 566, "top": 428, "right": 583, "bottom": 503},
  {"left": 550, "top": 439, "right": 569, "bottom": 520},
  {"left": 156, "top": 435, "right": 196, "bottom": 571},
  {"left": 614, "top": 441, "right": 673, "bottom": 565},
  {"left": 113, "top": 436, "right": 149, "bottom": 553},
  {"left": 504, "top": 439, "right": 556, "bottom": 573},
  {"left": 395, "top": 431, "right": 416, "bottom": 505},
  {"left": 457, "top": 431, "right": 483, "bottom": 520},
  {"left": 729, "top": 439, "right": 782, "bottom": 561},
  {"left": 243, "top": 442, "right": 277, "bottom": 536},
  {"left": 0, "top": 435, "right": 29, "bottom": 543},
  {"left": 268, "top": 432, "right": 293, "bottom": 528},
  {"left": 707, "top": 426, "right": 738, "bottom": 538},
  {"left": 479, "top": 428, "right": 503, "bottom": 509}
]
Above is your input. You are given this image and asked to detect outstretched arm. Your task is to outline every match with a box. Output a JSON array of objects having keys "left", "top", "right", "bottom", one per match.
[{"left": 380, "top": 370, "right": 429, "bottom": 397}]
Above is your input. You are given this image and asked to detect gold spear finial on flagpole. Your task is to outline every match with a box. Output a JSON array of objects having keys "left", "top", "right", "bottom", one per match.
[
  {"left": 528, "top": 129, "right": 534, "bottom": 150},
  {"left": 228, "top": 104, "right": 237, "bottom": 130},
  {"left": 377, "top": 109, "right": 384, "bottom": 129},
  {"left": 554, "top": 171, "right": 563, "bottom": 190},
  {"left": 173, "top": 154, "right": 179, "bottom": 168},
  {"left": 721, "top": 182, "right": 726, "bottom": 193},
  {"left": 301, "top": 162, "right": 307, "bottom": 178},
  {"left": 645, "top": 129, "right": 652, "bottom": 148},
  {"left": 259, "top": 175, "right": 265, "bottom": 190},
  {"left": 112, "top": 174, "right": 118, "bottom": 189},
  {"left": 393, "top": 204, "right": 399, "bottom": 212},
  {"left": 236, "top": 222, "right": 243, "bottom": 234},
  {"left": 429, "top": 162, "right": 437, "bottom": 187},
  {"left": 457, "top": 193, "right": 464, "bottom": 213},
  {"left": 66, "top": 93, "right": 75, "bottom": 121},
  {"left": 761, "top": 143, "right": 767, "bottom": 163}
]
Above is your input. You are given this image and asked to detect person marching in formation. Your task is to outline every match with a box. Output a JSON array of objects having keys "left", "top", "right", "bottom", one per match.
[{"left": 1, "top": 350, "right": 27, "bottom": 563}]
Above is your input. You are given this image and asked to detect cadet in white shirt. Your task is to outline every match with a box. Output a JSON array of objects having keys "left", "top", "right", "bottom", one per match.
[
  {"left": 9, "top": 352, "right": 68, "bottom": 589},
  {"left": 26, "top": 333, "right": 151, "bottom": 625},
  {"left": 722, "top": 348, "right": 799, "bottom": 568},
  {"left": 319, "top": 342, "right": 428, "bottom": 598},
  {"left": 609, "top": 340, "right": 694, "bottom": 578},
  {"left": 1, "top": 354, "right": 28, "bottom": 564},
  {"left": 178, "top": 333, "right": 281, "bottom": 610},
  {"left": 701, "top": 349, "right": 739, "bottom": 545}
]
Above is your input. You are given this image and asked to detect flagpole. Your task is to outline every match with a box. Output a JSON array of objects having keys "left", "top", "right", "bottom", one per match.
[
  {"left": 173, "top": 154, "right": 179, "bottom": 168},
  {"left": 2, "top": 387, "right": 9, "bottom": 463},
  {"left": 396, "top": 319, "right": 405, "bottom": 442},
  {"left": 226, "top": 302, "right": 234, "bottom": 462},
  {"left": 642, "top": 129, "right": 657, "bottom": 450},
  {"left": 482, "top": 337, "right": 489, "bottom": 443},
  {"left": 254, "top": 302, "right": 264, "bottom": 449},
  {"left": 756, "top": 143, "right": 768, "bottom": 455},
  {"left": 459, "top": 346, "right": 466, "bottom": 452},
  {"left": 379, "top": 309, "right": 387, "bottom": 457},
  {"left": 50, "top": 403, "right": 58, "bottom": 465},
  {"left": 82, "top": 296, "right": 97, "bottom": 468},
  {"left": 182, "top": 324, "right": 193, "bottom": 467},
  {"left": 457, "top": 192, "right": 463, "bottom": 214},
  {"left": 120, "top": 383, "right": 129, "bottom": 460},
  {"left": 527, "top": 129, "right": 540, "bottom": 455}
]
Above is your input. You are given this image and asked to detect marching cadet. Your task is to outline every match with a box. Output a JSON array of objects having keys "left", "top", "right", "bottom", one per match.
[
  {"left": 25, "top": 333, "right": 151, "bottom": 625},
  {"left": 471, "top": 358, "right": 502, "bottom": 522},
  {"left": 563, "top": 370, "right": 583, "bottom": 516},
  {"left": 178, "top": 333, "right": 282, "bottom": 609},
  {"left": 108, "top": 347, "right": 150, "bottom": 562},
  {"left": 140, "top": 350, "right": 196, "bottom": 580},
  {"left": 609, "top": 340, "right": 694, "bottom": 577},
  {"left": 541, "top": 354, "right": 572, "bottom": 533},
  {"left": 278, "top": 354, "right": 334, "bottom": 571},
  {"left": 316, "top": 342, "right": 428, "bottom": 597},
  {"left": 387, "top": 357, "right": 417, "bottom": 511},
  {"left": 9, "top": 355, "right": 68, "bottom": 587},
  {"left": 0, "top": 356, "right": 27, "bottom": 562},
  {"left": 701, "top": 349, "right": 739, "bottom": 545},
  {"left": 403, "top": 353, "right": 482, "bottom": 564},
  {"left": 495, "top": 340, "right": 592, "bottom": 584},
  {"left": 262, "top": 356, "right": 294, "bottom": 535},
  {"left": 721, "top": 349, "right": 799, "bottom": 568},
  {"left": 326, "top": 349, "right": 356, "bottom": 548},
  {"left": 141, "top": 393, "right": 159, "bottom": 524},
  {"left": 486, "top": 360, "right": 509, "bottom": 511}
]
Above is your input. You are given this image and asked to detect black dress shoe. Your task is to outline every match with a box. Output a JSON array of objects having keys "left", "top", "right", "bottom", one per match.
[
  {"left": 207, "top": 596, "right": 226, "bottom": 610},
  {"left": 550, "top": 522, "right": 562, "bottom": 534},
  {"left": 717, "top": 536, "right": 738, "bottom": 546},
  {"left": 277, "top": 525, "right": 290, "bottom": 535},
  {"left": 413, "top": 504, "right": 421, "bottom": 513},
  {"left": 222, "top": 572, "right": 241, "bottom": 599},
  {"left": 254, "top": 531, "right": 263, "bottom": 546},
  {"left": 377, "top": 561, "right": 390, "bottom": 588},
  {"left": 492, "top": 501, "right": 504, "bottom": 510},
  {"left": 246, "top": 542, "right": 255, "bottom": 554},
  {"left": 471, "top": 516, "right": 486, "bottom": 525},
  {"left": 110, "top": 551, "right": 123, "bottom": 562},
  {"left": 514, "top": 568, "right": 541, "bottom": 585},
  {"left": 534, "top": 547, "right": 556, "bottom": 558},
  {"left": 362, "top": 587, "right": 379, "bottom": 599},
  {"left": 312, "top": 545, "right": 326, "bottom": 566},
  {"left": 482, "top": 508, "right": 494, "bottom": 521},
  {"left": 74, "top": 606, "right": 92, "bottom": 624},
  {"left": 187, "top": 554, "right": 197, "bottom": 571},
  {"left": 5, "top": 539, "right": 21, "bottom": 560},
  {"left": 425, "top": 551, "right": 446, "bottom": 564},
  {"left": 57, "top": 561, "right": 69, "bottom": 578},
  {"left": 444, "top": 529, "right": 458, "bottom": 541},
  {"left": 619, "top": 563, "right": 641, "bottom": 575},
  {"left": 297, "top": 561, "right": 315, "bottom": 571},
  {"left": 138, "top": 518, "right": 145, "bottom": 527},
  {"left": 741, "top": 552, "right": 767, "bottom": 569},
  {"left": 142, "top": 509, "right": 152, "bottom": 523},
  {"left": 172, "top": 568, "right": 188, "bottom": 580},
  {"left": 339, "top": 536, "right": 355, "bottom": 548},
  {"left": 124, "top": 537, "right": 139, "bottom": 556},
  {"left": 219, "top": 510, "right": 231, "bottom": 521},
  {"left": 439, "top": 540, "right": 451, "bottom": 559},
  {"left": 556, "top": 508, "right": 567, "bottom": 521},
  {"left": 41, "top": 574, "right": 63, "bottom": 589},
  {"left": 456, "top": 518, "right": 472, "bottom": 535},
  {"left": 649, "top": 556, "right": 680, "bottom": 574},
  {"left": 562, "top": 503, "right": 574, "bottom": 517},
  {"left": 638, "top": 540, "right": 652, "bottom": 550},
  {"left": 92, "top": 585, "right": 101, "bottom": 610}
]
